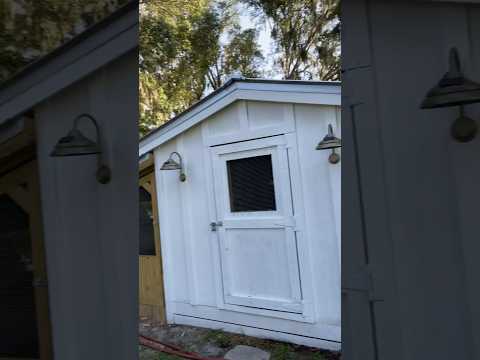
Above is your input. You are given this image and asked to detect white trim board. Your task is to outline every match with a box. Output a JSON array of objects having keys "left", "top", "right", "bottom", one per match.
[
  {"left": 173, "top": 313, "right": 341, "bottom": 351},
  {"left": 139, "top": 80, "right": 341, "bottom": 156},
  {"left": 0, "top": 3, "right": 138, "bottom": 125},
  {"left": 171, "top": 302, "right": 341, "bottom": 345}
]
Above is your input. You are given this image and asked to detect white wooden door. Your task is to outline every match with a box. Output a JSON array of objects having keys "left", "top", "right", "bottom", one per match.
[{"left": 210, "top": 135, "right": 304, "bottom": 314}]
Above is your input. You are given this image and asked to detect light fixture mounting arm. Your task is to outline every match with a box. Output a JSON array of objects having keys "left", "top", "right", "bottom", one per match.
[
  {"left": 169, "top": 151, "right": 183, "bottom": 168},
  {"left": 73, "top": 113, "right": 102, "bottom": 148},
  {"left": 170, "top": 151, "right": 186, "bottom": 182},
  {"left": 73, "top": 113, "right": 111, "bottom": 184}
]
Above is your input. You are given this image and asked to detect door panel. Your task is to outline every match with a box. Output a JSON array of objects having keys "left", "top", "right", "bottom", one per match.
[{"left": 210, "top": 136, "right": 303, "bottom": 314}]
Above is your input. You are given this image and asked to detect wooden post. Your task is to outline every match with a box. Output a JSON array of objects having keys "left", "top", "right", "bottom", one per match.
[
  {"left": 0, "top": 159, "right": 53, "bottom": 359},
  {"left": 139, "top": 163, "right": 167, "bottom": 325}
]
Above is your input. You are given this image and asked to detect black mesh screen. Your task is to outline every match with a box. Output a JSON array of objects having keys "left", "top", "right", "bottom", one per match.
[
  {"left": 227, "top": 155, "right": 277, "bottom": 212},
  {"left": 139, "top": 186, "right": 156, "bottom": 255}
]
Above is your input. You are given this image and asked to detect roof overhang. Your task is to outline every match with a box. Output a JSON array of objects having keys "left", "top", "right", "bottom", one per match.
[
  {"left": 139, "top": 79, "right": 341, "bottom": 156},
  {"left": 0, "top": 1, "right": 138, "bottom": 126}
]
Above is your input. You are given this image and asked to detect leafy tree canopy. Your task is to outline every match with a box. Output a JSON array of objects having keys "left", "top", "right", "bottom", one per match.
[
  {"left": 140, "top": 0, "right": 340, "bottom": 135},
  {"left": 0, "top": 0, "right": 128, "bottom": 83},
  {"left": 0, "top": 0, "right": 340, "bottom": 137},
  {"left": 139, "top": 0, "right": 264, "bottom": 135},
  {"left": 206, "top": 25, "right": 264, "bottom": 90},
  {"left": 242, "top": 0, "right": 340, "bottom": 80},
  {"left": 140, "top": 0, "right": 220, "bottom": 134}
]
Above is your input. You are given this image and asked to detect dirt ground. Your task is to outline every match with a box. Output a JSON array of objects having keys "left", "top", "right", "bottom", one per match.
[{"left": 139, "top": 318, "right": 341, "bottom": 360}]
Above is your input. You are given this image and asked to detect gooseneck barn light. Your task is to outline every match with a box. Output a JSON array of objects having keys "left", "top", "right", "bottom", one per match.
[
  {"left": 316, "top": 124, "right": 341, "bottom": 164},
  {"left": 160, "top": 151, "right": 186, "bottom": 182},
  {"left": 421, "top": 47, "right": 480, "bottom": 142},
  {"left": 50, "top": 113, "right": 111, "bottom": 184}
]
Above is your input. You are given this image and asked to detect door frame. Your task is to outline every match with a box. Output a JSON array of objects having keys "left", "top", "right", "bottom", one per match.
[
  {"left": 206, "top": 134, "right": 317, "bottom": 323},
  {"left": 0, "top": 158, "right": 53, "bottom": 360}
]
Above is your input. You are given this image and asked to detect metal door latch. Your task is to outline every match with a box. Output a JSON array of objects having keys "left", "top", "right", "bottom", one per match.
[{"left": 210, "top": 221, "right": 223, "bottom": 231}]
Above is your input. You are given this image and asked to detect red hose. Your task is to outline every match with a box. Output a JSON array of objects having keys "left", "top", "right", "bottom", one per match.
[{"left": 139, "top": 334, "right": 225, "bottom": 360}]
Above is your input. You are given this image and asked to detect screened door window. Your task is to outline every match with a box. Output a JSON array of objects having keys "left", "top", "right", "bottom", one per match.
[
  {"left": 139, "top": 186, "right": 156, "bottom": 255},
  {"left": 227, "top": 154, "right": 277, "bottom": 212}
]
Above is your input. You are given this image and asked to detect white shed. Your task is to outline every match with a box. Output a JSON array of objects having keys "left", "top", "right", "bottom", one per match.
[{"left": 139, "top": 78, "right": 341, "bottom": 350}]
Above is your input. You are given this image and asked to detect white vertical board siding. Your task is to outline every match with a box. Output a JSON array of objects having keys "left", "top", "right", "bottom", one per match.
[
  {"left": 294, "top": 104, "right": 341, "bottom": 326},
  {"left": 154, "top": 141, "right": 190, "bottom": 304},
  {"left": 332, "top": 107, "right": 341, "bottom": 257},
  {"left": 343, "top": 1, "right": 480, "bottom": 359},
  {"left": 156, "top": 99, "right": 341, "bottom": 348},
  {"left": 454, "top": 7, "right": 480, "bottom": 360},
  {"left": 371, "top": 4, "right": 474, "bottom": 360},
  {"left": 205, "top": 102, "right": 242, "bottom": 138},
  {"left": 155, "top": 125, "right": 219, "bottom": 307},
  {"left": 35, "top": 52, "right": 138, "bottom": 360},
  {"left": 180, "top": 126, "right": 219, "bottom": 306},
  {"left": 203, "top": 100, "right": 295, "bottom": 146}
]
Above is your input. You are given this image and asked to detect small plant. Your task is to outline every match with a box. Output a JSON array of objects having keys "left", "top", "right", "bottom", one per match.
[
  {"left": 157, "top": 354, "right": 182, "bottom": 360},
  {"left": 271, "top": 343, "right": 295, "bottom": 360},
  {"left": 311, "top": 352, "right": 327, "bottom": 360},
  {"left": 139, "top": 345, "right": 182, "bottom": 360},
  {"left": 216, "top": 334, "right": 232, "bottom": 348},
  {"left": 204, "top": 329, "right": 232, "bottom": 348}
]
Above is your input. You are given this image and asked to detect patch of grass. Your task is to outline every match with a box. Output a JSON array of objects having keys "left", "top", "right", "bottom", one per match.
[
  {"left": 157, "top": 354, "right": 183, "bottom": 360},
  {"left": 203, "top": 329, "right": 233, "bottom": 348},
  {"left": 311, "top": 352, "right": 328, "bottom": 360},
  {"left": 140, "top": 323, "right": 341, "bottom": 360},
  {"left": 271, "top": 343, "right": 296, "bottom": 360},
  {"left": 139, "top": 346, "right": 182, "bottom": 360}
]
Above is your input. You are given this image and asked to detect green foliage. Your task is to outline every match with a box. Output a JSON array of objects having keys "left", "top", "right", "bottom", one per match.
[
  {"left": 0, "top": 0, "right": 128, "bottom": 82},
  {"left": 242, "top": 0, "right": 340, "bottom": 80},
  {"left": 0, "top": 0, "right": 341, "bottom": 137},
  {"left": 224, "top": 28, "right": 264, "bottom": 78},
  {"left": 271, "top": 343, "right": 295, "bottom": 360},
  {"left": 157, "top": 353, "right": 182, "bottom": 360},
  {"left": 140, "top": 0, "right": 340, "bottom": 135},
  {"left": 139, "top": 0, "right": 265, "bottom": 135},
  {"left": 139, "top": 0, "right": 222, "bottom": 135},
  {"left": 312, "top": 352, "right": 328, "bottom": 360},
  {"left": 138, "top": 345, "right": 182, "bottom": 360},
  {"left": 203, "top": 329, "right": 233, "bottom": 348},
  {"left": 206, "top": 25, "right": 264, "bottom": 90}
]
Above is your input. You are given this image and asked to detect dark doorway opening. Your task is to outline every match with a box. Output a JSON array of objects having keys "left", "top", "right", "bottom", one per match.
[{"left": 0, "top": 193, "right": 39, "bottom": 358}]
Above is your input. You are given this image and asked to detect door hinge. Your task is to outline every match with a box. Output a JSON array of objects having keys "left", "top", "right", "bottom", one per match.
[{"left": 210, "top": 221, "right": 223, "bottom": 232}]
